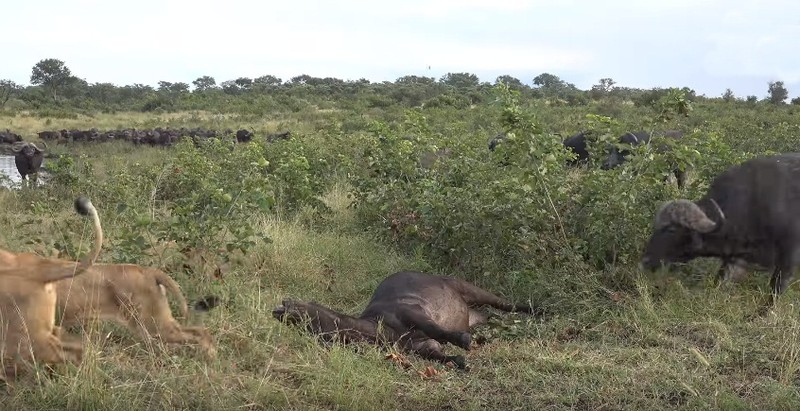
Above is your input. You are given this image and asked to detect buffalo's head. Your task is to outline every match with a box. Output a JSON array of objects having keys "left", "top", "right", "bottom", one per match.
[
  {"left": 11, "top": 142, "right": 45, "bottom": 158},
  {"left": 272, "top": 299, "right": 344, "bottom": 336},
  {"left": 640, "top": 198, "right": 725, "bottom": 271}
]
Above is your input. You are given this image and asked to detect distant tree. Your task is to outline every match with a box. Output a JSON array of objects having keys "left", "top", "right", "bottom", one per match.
[
  {"left": 88, "top": 82, "right": 118, "bottom": 105},
  {"left": 30, "top": 58, "right": 73, "bottom": 102},
  {"left": 494, "top": 75, "right": 525, "bottom": 91},
  {"left": 62, "top": 77, "right": 90, "bottom": 100},
  {"left": 440, "top": 72, "right": 480, "bottom": 89},
  {"left": 746, "top": 95, "right": 758, "bottom": 104},
  {"left": 192, "top": 76, "right": 217, "bottom": 92},
  {"left": 791, "top": 97, "right": 800, "bottom": 105},
  {"left": 0, "top": 79, "right": 23, "bottom": 108},
  {"left": 234, "top": 77, "right": 253, "bottom": 91},
  {"left": 221, "top": 80, "right": 241, "bottom": 95},
  {"left": 768, "top": 81, "right": 789, "bottom": 104},
  {"left": 254, "top": 75, "right": 282, "bottom": 86},
  {"left": 290, "top": 74, "right": 313, "bottom": 85},
  {"left": 158, "top": 81, "right": 189, "bottom": 94},
  {"left": 722, "top": 88, "right": 736, "bottom": 102},
  {"left": 532, "top": 73, "right": 563, "bottom": 89},
  {"left": 396, "top": 75, "right": 435, "bottom": 85},
  {"left": 158, "top": 81, "right": 174, "bottom": 92},
  {"left": 589, "top": 78, "right": 616, "bottom": 99}
]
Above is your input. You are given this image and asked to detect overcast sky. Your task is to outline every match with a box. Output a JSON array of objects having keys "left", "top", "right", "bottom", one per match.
[{"left": 3, "top": 0, "right": 800, "bottom": 98}]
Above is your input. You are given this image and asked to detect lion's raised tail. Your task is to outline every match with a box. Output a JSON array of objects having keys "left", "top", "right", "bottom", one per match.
[
  {"left": 152, "top": 269, "right": 189, "bottom": 321},
  {"left": 20, "top": 196, "right": 104, "bottom": 283}
]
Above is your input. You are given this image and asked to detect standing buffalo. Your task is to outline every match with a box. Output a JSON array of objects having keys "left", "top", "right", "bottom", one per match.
[
  {"left": 273, "top": 270, "right": 538, "bottom": 369},
  {"left": 11, "top": 141, "right": 46, "bottom": 187},
  {"left": 562, "top": 131, "right": 591, "bottom": 165},
  {"left": 236, "top": 129, "right": 253, "bottom": 143},
  {"left": 488, "top": 132, "right": 507, "bottom": 151},
  {"left": 601, "top": 130, "right": 686, "bottom": 187},
  {"left": 639, "top": 153, "right": 800, "bottom": 303}
]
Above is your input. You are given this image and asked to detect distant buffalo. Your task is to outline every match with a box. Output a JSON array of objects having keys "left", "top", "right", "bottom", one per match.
[
  {"left": 601, "top": 130, "right": 686, "bottom": 187},
  {"left": 236, "top": 129, "right": 253, "bottom": 143},
  {"left": 266, "top": 131, "right": 292, "bottom": 143},
  {"left": 488, "top": 132, "right": 506, "bottom": 151},
  {"left": 0, "top": 130, "right": 22, "bottom": 144}
]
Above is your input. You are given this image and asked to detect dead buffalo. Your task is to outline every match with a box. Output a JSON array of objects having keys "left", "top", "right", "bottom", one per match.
[
  {"left": 273, "top": 271, "right": 539, "bottom": 369},
  {"left": 640, "top": 153, "right": 800, "bottom": 303}
]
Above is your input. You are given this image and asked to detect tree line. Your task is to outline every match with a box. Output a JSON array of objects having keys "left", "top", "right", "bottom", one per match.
[{"left": 0, "top": 58, "right": 795, "bottom": 114}]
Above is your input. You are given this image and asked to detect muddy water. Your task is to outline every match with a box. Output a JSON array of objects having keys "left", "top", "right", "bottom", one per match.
[{"left": 0, "top": 155, "right": 20, "bottom": 187}]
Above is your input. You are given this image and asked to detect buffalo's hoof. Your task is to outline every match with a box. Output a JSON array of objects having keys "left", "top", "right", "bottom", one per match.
[{"left": 446, "top": 355, "right": 467, "bottom": 369}]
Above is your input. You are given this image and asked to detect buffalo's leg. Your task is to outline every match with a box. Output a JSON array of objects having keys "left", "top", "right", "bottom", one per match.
[
  {"left": 410, "top": 339, "right": 466, "bottom": 369},
  {"left": 450, "top": 279, "right": 540, "bottom": 315},
  {"left": 396, "top": 306, "right": 471, "bottom": 350},
  {"left": 766, "top": 246, "right": 797, "bottom": 307}
]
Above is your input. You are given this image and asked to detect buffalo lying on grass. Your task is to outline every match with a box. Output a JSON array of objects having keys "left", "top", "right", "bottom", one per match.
[
  {"left": 273, "top": 270, "right": 539, "bottom": 369},
  {"left": 640, "top": 153, "right": 800, "bottom": 304},
  {"left": 0, "top": 130, "right": 22, "bottom": 144}
]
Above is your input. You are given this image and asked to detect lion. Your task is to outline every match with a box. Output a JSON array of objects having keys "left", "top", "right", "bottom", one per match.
[
  {"left": 0, "top": 197, "right": 103, "bottom": 377},
  {"left": 55, "top": 263, "right": 218, "bottom": 358}
]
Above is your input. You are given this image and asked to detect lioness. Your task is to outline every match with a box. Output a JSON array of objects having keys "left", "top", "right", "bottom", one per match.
[
  {"left": 55, "top": 264, "right": 217, "bottom": 358},
  {"left": 0, "top": 197, "right": 103, "bottom": 377}
]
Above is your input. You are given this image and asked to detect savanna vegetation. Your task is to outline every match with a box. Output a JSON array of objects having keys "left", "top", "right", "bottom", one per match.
[{"left": 2, "top": 59, "right": 800, "bottom": 409}]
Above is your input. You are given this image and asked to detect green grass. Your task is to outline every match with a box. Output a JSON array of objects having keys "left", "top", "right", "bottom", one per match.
[{"left": 1, "top": 109, "right": 800, "bottom": 410}]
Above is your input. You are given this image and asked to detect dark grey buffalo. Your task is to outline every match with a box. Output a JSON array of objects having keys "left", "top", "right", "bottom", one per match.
[
  {"left": 11, "top": 141, "right": 46, "bottom": 187},
  {"left": 273, "top": 270, "right": 539, "bottom": 369},
  {"left": 0, "top": 130, "right": 22, "bottom": 144},
  {"left": 601, "top": 130, "right": 686, "bottom": 187},
  {"left": 236, "top": 129, "right": 253, "bottom": 143},
  {"left": 640, "top": 153, "right": 800, "bottom": 303},
  {"left": 562, "top": 131, "right": 591, "bottom": 165},
  {"left": 488, "top": 132, "right": 507, "bottom": 151}
]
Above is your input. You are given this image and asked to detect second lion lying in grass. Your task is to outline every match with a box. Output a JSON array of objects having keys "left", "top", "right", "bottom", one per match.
[{"left": 55, "top": 263, "right": 218, "bottom": 358}]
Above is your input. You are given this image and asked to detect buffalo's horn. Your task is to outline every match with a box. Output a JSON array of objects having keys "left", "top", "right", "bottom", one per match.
[
  {"left": 38, "top": 140, "right": 48, "bottom": 150},
  {"left": 28, "top": 142, "right": 43, "bottom": 152},
  {"left": 10, "top": 141, "right": 27, "bottom": 153},
  {"left": 709, "top": 198, "right": 725, "bottom": 223},
  {"left": 655, "top": 199, "right": 717, "bottom": 233}
]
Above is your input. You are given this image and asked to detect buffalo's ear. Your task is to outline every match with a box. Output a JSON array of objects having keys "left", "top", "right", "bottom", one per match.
[{"left": 691, "top": 231, "right": 704, "bottom": 251}]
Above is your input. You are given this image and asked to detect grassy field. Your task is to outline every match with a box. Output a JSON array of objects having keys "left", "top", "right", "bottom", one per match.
[{"left": 1, "top": 103, "right": 800, "bottom": 411}]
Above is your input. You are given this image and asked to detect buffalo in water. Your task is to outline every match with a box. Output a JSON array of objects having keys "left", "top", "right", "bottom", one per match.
[
  {"left": 640, "top": 153, "right": 800, "bottom": 306},
  {"left": 273, "top": 270, "right": 539, "bottom": 369},
  {"left": 11, "top": 141, "right": 46, "bottom": 187}
]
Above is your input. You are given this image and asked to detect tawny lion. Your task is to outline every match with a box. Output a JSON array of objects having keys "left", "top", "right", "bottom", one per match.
[
  {"left": 55, "top": 264, "right": 217, "bottom": 358},
  {"left": 0, "top": 197, "right": 103, "bottom": 377}
]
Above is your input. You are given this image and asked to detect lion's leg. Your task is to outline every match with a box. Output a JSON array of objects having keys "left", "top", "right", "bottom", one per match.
[{"left": 30, "top": 333, "right": 83, "bottom": 365}]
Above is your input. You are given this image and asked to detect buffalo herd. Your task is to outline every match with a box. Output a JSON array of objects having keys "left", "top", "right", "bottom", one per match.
[{"left": 31, "top": 127, "right": 292, "bottom": 147}]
